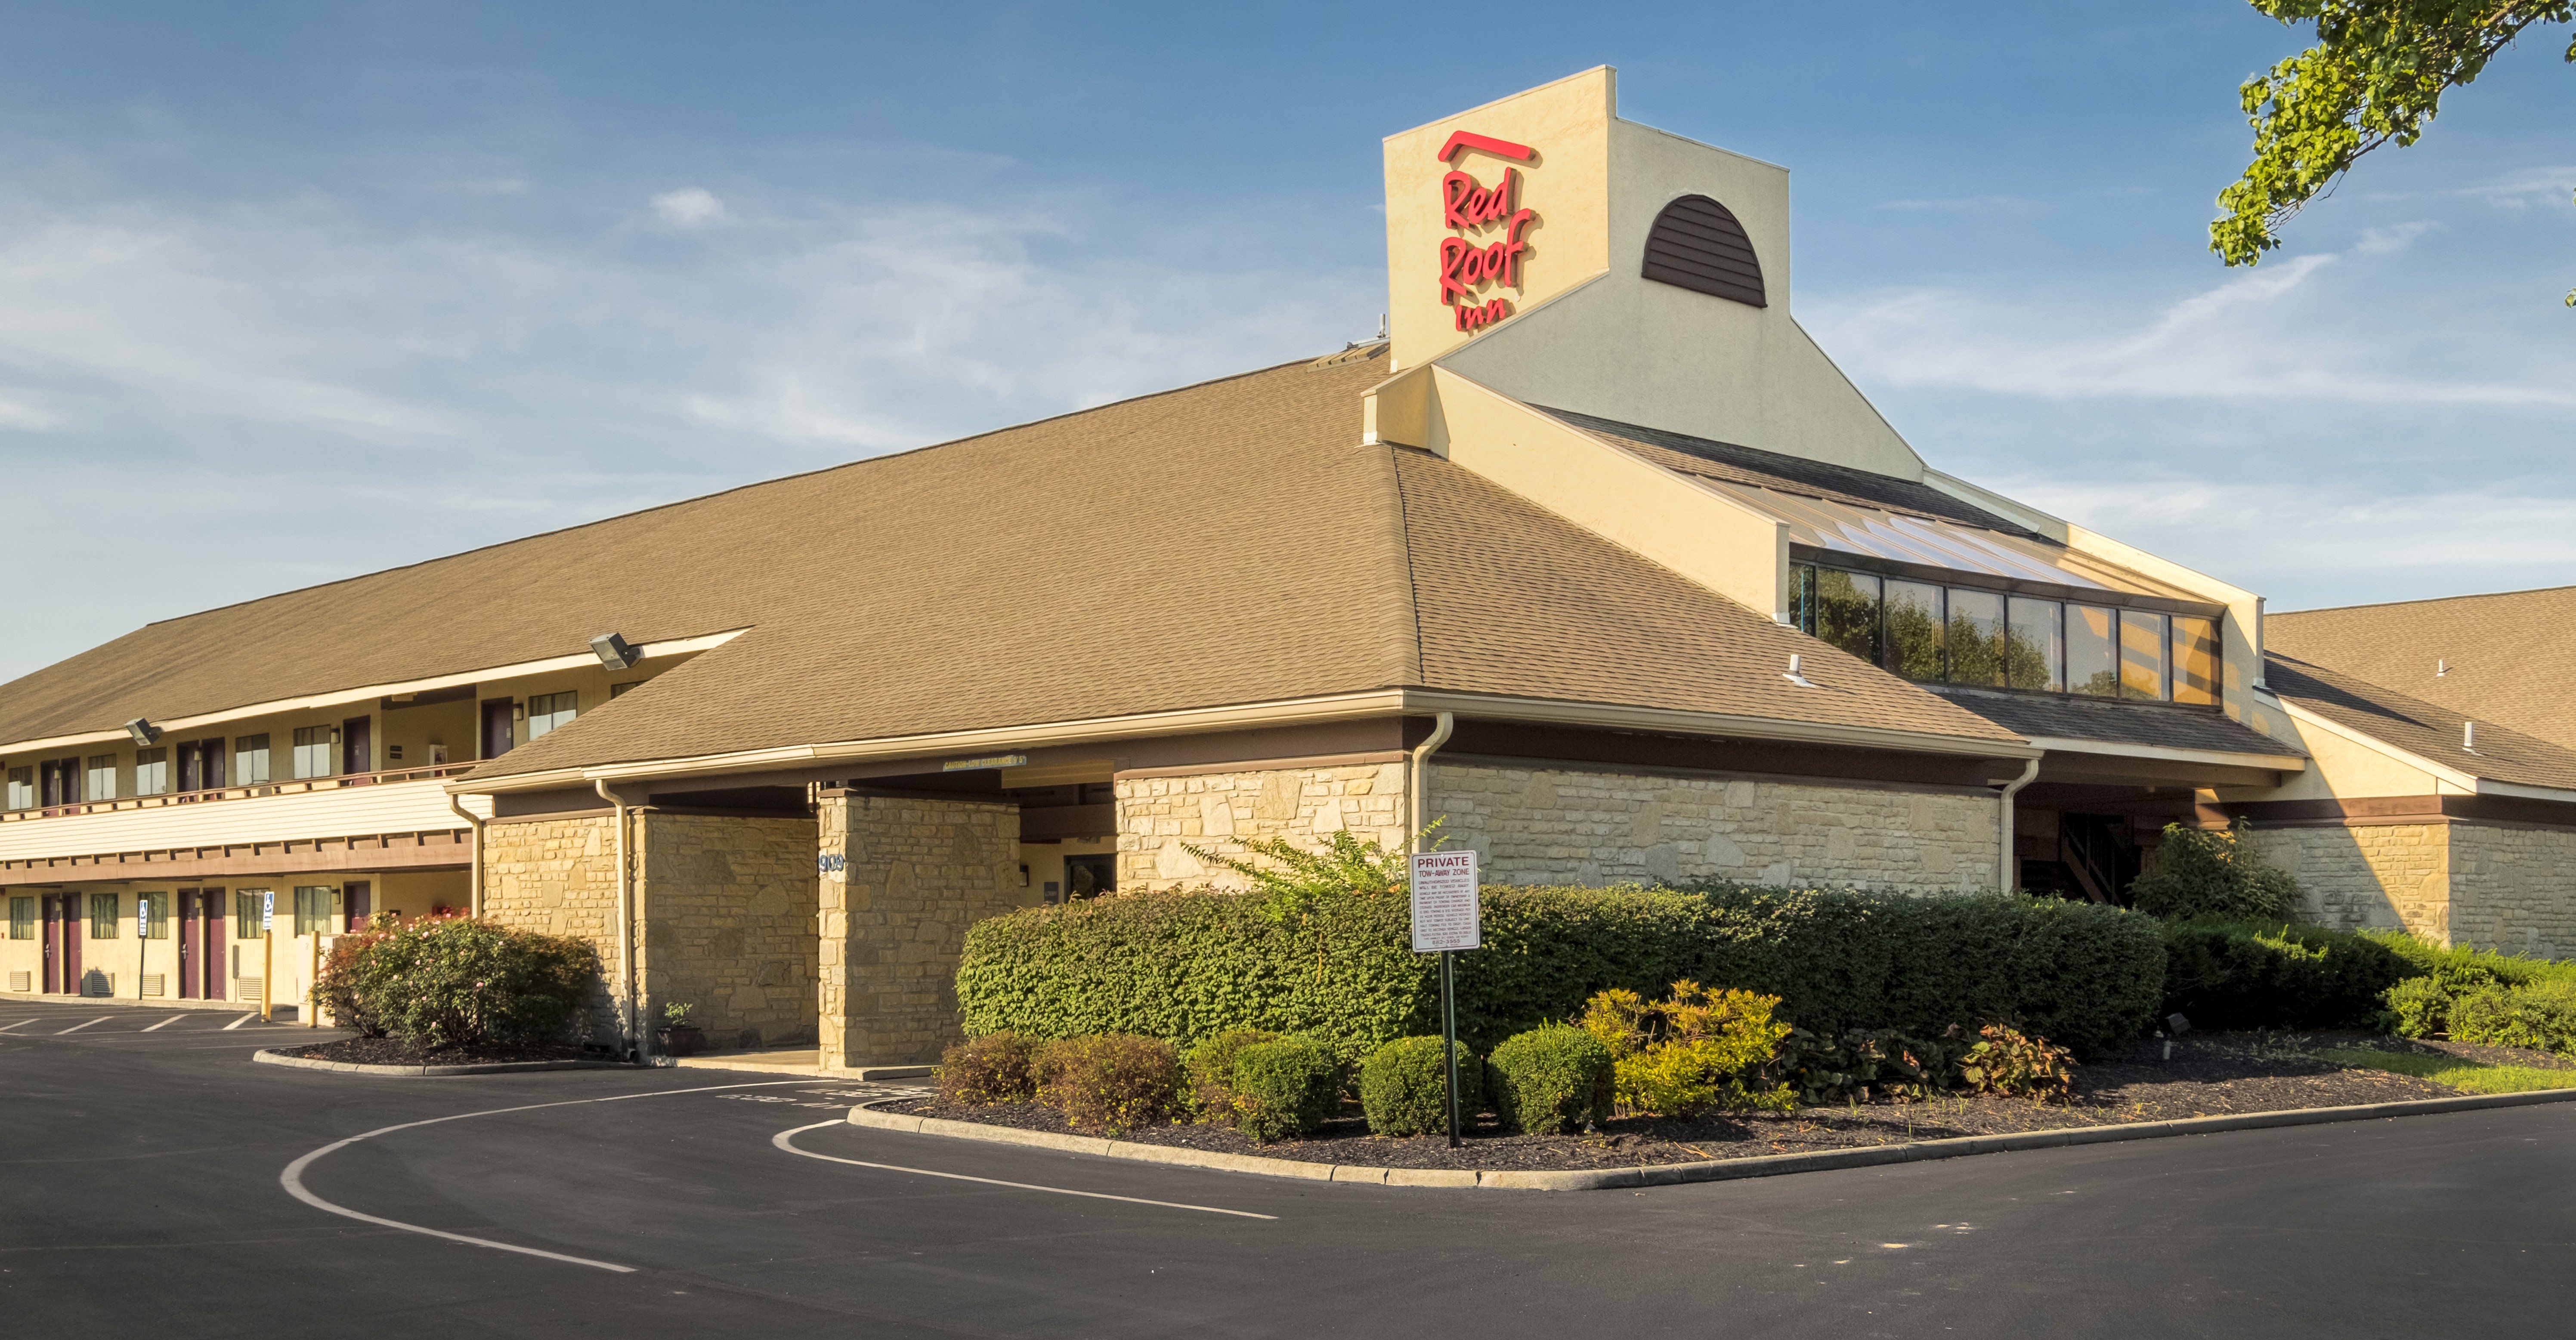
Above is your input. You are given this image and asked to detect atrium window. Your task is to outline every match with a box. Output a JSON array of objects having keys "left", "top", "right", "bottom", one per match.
[
  {"left": 292, "top": 726, "right": 333, "bottom": 780},
  {"left": 2173, "top": 617, "right": 2220, "bottom": 706},
  {"left": 1884, "top": 581, "right": 1945, "bottom": 682},
  {"left": 527, "top": 691, "right": 578, "bottom": 741},
  {"left": 134, "top": 747, "right": 169, "bottom": 797},
  {"left": 1788, "top": 562, "right": 2216, "bottom": 707},
  {"left": 1945, "top": 588, "right": 2007, "bottom": 688},
  {"left": 2006, "top": 597, "right": 2063, "bottom": 692},
  {"left": 2068, "top": 605, "right": 2119, "bottom": 698},
  {"left": 237, "top": 734, "right": 272, "bottom": 785},
  {"left": 85, "top": 754, "right": 118, "bottom": 802},
  {"left": 2119, "top": 610, "right": 2169, "bottom": 701},
  {"left": 5, "top": 766, "right": 30, "bottom": 811}
]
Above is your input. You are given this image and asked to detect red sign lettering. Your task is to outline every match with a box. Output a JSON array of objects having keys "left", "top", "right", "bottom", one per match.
[{"left": 1434, "top": 138, "right": 1540, "bottom": 326}]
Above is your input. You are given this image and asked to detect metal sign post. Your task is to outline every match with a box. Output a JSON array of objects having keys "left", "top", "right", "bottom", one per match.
[
  {"left": 1409, "top": 849, "right": 1480, "bottom": 1148},
  {"left": 260, "top": 891, "right": 275, "bottom": 1023},
  {"left": 136, "top": 895, "right": 148, "bottom": 1005}
]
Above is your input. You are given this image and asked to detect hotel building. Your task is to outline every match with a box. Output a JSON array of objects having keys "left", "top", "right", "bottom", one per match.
[{"left": 6, "top": 70, "right": 2571, "bottom": 1067}]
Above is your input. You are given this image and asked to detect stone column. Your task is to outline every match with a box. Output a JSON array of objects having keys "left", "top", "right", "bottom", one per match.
[{"left": 816, "top": 791, "right": 1021, "bottom": 1071}]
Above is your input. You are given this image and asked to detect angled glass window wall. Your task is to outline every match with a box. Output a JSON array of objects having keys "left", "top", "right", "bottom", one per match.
[{"left": 1791, "top": 562, "right": 2224, "bottom": 706}]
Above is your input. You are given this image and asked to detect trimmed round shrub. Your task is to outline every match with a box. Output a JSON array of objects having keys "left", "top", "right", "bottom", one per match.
[
  {"left": 315, "top": 915, "right": 594, "bottom": 1050},
  {"left": 1183, "top": 1028, "right": 1283, "bottom": 1123},
  {"left": 1036, "top": 1034, "right": 1182, "bottom": 1134},
  {"left": 1488, "top": 1025, "right": 1614, "bottom": 1135},
  {"left": 1229, "top": 1035, "right": 1343, "bottom": 1143},
  {"left": 2383, "top": 976, "right": 2451, "bottom": 1037},
  {"left": 938, "top": 1031, "right": 1042, "bottom": 1104},
  {"left": 1360, "top": 1035, "right": 1484, "bottom": 1136},
  {"left": 2158, "top": 919, "right": 2409, "bottom": 1030}
]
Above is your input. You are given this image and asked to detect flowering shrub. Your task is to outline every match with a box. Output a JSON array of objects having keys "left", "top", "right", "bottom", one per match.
[
  {"left": 314, "top": 916, "right": 595, "bottom": 1050},
  {"left": 1579, "top": 981, "right": 1794, "bottom": 1117}
]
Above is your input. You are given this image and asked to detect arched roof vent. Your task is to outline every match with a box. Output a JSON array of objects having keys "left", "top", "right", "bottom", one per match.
[{"left": 1641, "top": 195, "right": 1766, "bottom": 308}]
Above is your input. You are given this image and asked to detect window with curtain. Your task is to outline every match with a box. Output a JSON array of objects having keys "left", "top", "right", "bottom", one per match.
[
  {"left": 141, "top": 892, "right": 169, "bottom": 939},
  {"left": 89, "top": 892, "right": 120, "bottom": 939},
  {"left": 236, "top": 734, "right": 272, "bottom": 784},
  {"left": 85, "top": 754, "right": 118, "bottom": 801},
  {"left": 527, "top": 691, "right": 578, "bottom": 741},
  {"left": 292, "top": 727, "right": 333, "bottom": 780},
  {"left": 293, "top": 887, "right": 333, "bottom": 937},
  {"left": 134, "top": 747, "right": 169, "bottom": 797},
  {"left": 235, "top": 890, "right": 268, "bottom": 940},
  {"left": 9, "top": 897, "right": 32, "bottom": 940},
  {"left": 4, "top": 766, "right": 30, "bottom": 811}
]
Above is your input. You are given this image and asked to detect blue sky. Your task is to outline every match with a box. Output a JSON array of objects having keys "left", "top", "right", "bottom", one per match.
[{"left": 0, "top": 2, "right": 2569, "bottom": 682}]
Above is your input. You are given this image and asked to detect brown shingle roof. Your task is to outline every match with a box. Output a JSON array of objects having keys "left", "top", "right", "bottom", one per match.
[
  {"left": 2265, "top": 651, "right": 2576, "bottom": 793},
  {"left": 1926, "top": 686, "right": 2304, "bottom": 761},
  {"left": 4, "top": 349, "right": 2023, "bottom": 781},
  {"left": 2267, "top": 588, "right": 2576, "bottom": 752}
]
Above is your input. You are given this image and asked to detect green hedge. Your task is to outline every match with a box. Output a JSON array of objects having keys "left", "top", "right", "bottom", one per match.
[
  {"left": 956, "top": 883, "right": 2165, "bottom": 1061},
  {"left": 2156, "top": 919, "right": 2411, "bottom": 1031}
]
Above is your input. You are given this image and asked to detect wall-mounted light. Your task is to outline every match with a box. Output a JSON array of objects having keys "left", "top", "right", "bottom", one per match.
[
  {"left": 124, "top": 718, "right": 161, "bottom": 746},
  {"left": 591, "top": 632, "right": 641, "bottom": 671}
]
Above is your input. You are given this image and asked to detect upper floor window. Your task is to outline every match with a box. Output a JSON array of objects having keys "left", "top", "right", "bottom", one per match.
[
  {"left": 85, "top": 754, "right": 118, "bottom": 801},
  {"left": 1791, "top": 563, "right": 2221, "bottom": 707},
  {"left": 237, "top": 734, "right": 272, "bottom": 785},
  {"left": 527, "top": 691, "right": 578, "bottom": 741},
  {"left": 134, "top": 747, "right": 170, "bottom": 797},
  {"left": 4, "top": 766, "right": 31, "bottom": 811},
  {"left": 292, "top": 726, "right": 333, "bottom": 780}
]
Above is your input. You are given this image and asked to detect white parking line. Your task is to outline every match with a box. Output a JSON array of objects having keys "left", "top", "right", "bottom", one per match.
[
  {"left": 56, "top": 1017, "right": 112, "bottom": 1034},
  {"left": 142, "top": 1016, "right": 186, "bottom": 1031},
  {"left": 771, "top": 1120, "right": 1278, "bottom": 1220},
  {"left": 222, "top": 1013, "right": 256, "bottom": 1030},
  {"left": 278, "top": 1078, "right": 825, "bottom": 1273},
  {"left": 0, "top": 1019, "right": 34, "bottom": 1032}
]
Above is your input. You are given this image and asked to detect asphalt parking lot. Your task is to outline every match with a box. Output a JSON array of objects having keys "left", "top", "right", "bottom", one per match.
[{"left": 6, "top": 994, "right": 2574, "bottom": 1337}]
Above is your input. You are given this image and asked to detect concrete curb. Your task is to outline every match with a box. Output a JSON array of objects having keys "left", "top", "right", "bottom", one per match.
[
  {"left": 254, "top": 1047, "right": 629, "bottom": 1078},
  {"left": 847, "top": 1086, "right": 2576, "bottom": 1191}
]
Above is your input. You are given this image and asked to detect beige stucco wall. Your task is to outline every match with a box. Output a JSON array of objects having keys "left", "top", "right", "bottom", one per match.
[
  {"left": 1117, "top": 762, "right": 1410, "bottom": 892},
  {"left": 638, "top": 812, "right": 818, "bottom": 1049},
  {"left": 818, "top": 793, "right": 1026, "bottom": 1068},
  {"left": 1431, "top": 762, "right": 2000, "bottom": 895},
  {"left": 2246, "top": 823, "right": 2450, "bottom": 942}
]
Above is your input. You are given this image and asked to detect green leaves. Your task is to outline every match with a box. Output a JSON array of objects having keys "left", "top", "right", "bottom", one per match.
[
  {"left": 2214, "top": 0, "right": 2575, "bottom": 283},
  {"left": 1182, "top": 823, "right": 1441, "bottom": 927}
]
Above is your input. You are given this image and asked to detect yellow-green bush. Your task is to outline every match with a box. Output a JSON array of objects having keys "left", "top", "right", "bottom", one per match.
[
  {"left": 1579, "top": 981, "right": 1792, "bottom": 1117},
  {"left": 1035, "top": 1034, "right": 1181, "bottom": 1135}
]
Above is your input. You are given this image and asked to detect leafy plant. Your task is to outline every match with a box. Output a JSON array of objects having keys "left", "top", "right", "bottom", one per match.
[
  {"left": 1958, "top": 1024, "right": 2076, "bottom": 1103},
  {"left": 1772, "top": 1026, "right": 1968, "bottom": 1105},
  {"left": 1359, "top": 1035, "right": 1484, "bottom": 1137},
  {"left": 1184, "top": 823, "right": 1440, "bottom": 927},
  {"left": 2449, "top": 980, "right": 2576, "bottom": 1054},
  {"left": 662, "top": 1000, "right": 696, "bottom": 1027},
  {"left": 1226, "top": 1035, "right": 1343, "bottom": 1142},
  {"left": 1035, "top": 1034, "right": 1182, "bottom": 1135},
  {"left": 1182, "top": 1028, "right": 1283, "bottom": 1123},
  {"left": 2128, "top": 821, "right": 2304, "bottom": 922},
  {"left": 2382, "top": 974, "right": 2452, "bottom": 1037},
  {"left": 313, "top": 917, "right": 595, "bottom": 1050},
  {"left": 937, "top": 1031, "right": 1043, "bottom": 1105},
  {"left": 1487, "top": 1024, "right": 1615, "bottom": 1135},
  {"left": 1578, "top": 981, "right": 1792, "bottom": 1117}
]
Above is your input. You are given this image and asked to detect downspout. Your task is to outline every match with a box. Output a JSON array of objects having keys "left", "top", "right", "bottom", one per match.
[
  {"left": 1997, "top": 756, "right": 2041, "bottom": 892},
  {"left": 594, "top": 779, "right": 640, "bottom": 1062},
  {"left": 446, "top": 792, "right": 486, "bottom": 918},
  {"left": 1409, "top": 711, "right": 1456, "bottom": 851}
]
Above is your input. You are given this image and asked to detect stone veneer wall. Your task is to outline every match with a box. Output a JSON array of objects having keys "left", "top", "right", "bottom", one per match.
[
  {"left": 637, "top": 812, "right": 819, "bottom": 1050},
  {"left": 1430, "top": 763, "right": 2001, "bottom": 894},
  {"left": 480, "top": 815, "right": 625, "bottom": 1042},
  {"left": 1116, "top": 762, "right": 1409, "bottom": 892},
  {"left": 818, "top": 793, "right": 1024, "bottom": 1068},
  {"left": 2446, "top": 821, "right": 2576, "bottom": 960},
  {"left": 2244, "top": 824, "right": 2450, "bottom": 942}
]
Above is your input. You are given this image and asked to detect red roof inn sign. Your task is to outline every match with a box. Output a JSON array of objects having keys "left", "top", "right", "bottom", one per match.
[{"left": 1436, "top": 132, "right": 1540, "bottom": 333}]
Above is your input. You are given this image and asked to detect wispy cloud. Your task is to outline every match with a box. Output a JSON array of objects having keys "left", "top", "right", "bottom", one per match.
[
  {"left": 1806, "top": 230, "right": 2576, "bottom": 409},
  {"left": 651, "top": 186, "right": 727, "bottom": 228}
]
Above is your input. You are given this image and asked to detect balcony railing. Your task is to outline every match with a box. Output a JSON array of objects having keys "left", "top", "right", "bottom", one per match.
[{"left": 4, "top": 763, "right": 475, "bottom": 824}]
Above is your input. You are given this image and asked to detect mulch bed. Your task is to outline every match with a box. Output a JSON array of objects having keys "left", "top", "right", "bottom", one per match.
[
  {"left": 880, "top": 1032, "right": 2562, "bottom": 1173},
  {"left": 287, "top": 1037, "right": 600, "bottom": 1067}
]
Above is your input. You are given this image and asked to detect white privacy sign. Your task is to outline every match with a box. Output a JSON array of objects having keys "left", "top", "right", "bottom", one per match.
[{"left": 1409, "top": 850, "right": 1481, "bottom": 952}]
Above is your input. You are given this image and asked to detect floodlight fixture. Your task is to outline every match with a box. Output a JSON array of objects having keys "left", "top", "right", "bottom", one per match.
[
  {"left": 124, "top": 717, "right": 161, "bottom": 746},
  {"left": 591, "top": 632, "right": 641, "bottom": 671}
]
